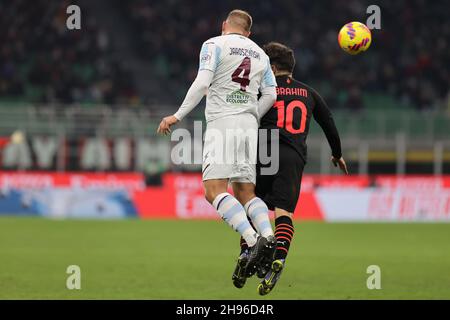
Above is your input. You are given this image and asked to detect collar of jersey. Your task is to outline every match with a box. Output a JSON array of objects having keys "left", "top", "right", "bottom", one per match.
[{"left": 224, "top": 32, "right": 245, "bottom": 36}]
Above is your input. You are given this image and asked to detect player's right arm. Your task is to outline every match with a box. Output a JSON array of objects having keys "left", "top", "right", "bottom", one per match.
[
  {"left": 157, "top": 40, "right": 220, "bottom": 135},
  {"left": 312, "top": 89, "right": 348, "bottom": 174},
  {"left": 257, "top": 56, "right": 277, "bottom": 120}
]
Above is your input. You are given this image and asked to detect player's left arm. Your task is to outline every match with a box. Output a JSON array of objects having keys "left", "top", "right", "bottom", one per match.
[
  {"left": 312, "top": 89, "right": 348, "bottom": 174},
  {"left": 257, "top": 57, "right": 277, "bottom": 120},
  {"left": 157, "top": 41, "right": 219, "bottom": 135}
]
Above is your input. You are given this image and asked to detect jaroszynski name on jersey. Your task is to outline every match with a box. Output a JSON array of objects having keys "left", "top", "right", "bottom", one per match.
[{"left": 229, "top": 47, "right": 261, "bottom": 60}]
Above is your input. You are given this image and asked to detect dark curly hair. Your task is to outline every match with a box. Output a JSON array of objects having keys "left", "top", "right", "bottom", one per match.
[{"left": 263, "top": 42, "right": 295, "bottom": 74}]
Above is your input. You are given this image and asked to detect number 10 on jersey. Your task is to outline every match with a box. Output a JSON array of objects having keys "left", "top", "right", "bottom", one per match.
[{"left": 274, "top": 100, "right": 307, "bottom": 134}]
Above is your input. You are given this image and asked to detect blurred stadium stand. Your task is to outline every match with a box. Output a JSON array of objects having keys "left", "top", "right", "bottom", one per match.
[
  {"left": 0, "top": 0, "right": 138, "bottom": 105},
  {"left": 0, "top": 0, "right": 449, "bottom": 175}
]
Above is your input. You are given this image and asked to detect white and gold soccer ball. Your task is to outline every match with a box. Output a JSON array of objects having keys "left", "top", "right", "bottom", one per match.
[{"left": 338, "top": 21, "right": 372, "bottom": 55}]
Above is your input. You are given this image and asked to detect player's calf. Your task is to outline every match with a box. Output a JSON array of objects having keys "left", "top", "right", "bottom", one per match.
[
  {"left": 274, "top": 214, "right": 294, "bottom": 260},
  {"left": 232, "top": 183, "right": 274, "bottom": 238},
  {"left": 244, "top": 197, "right": 274, "bottom": 238},
  {"left": 256, "top": 211, "right": 294, "bottom": 294},
  {"left": 211, "top": 191, "right": 259, "bottom": 247}
]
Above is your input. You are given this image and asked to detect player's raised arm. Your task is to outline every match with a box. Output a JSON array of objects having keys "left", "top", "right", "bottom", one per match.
[
  {"left": 257, "top": 57, "right": 277, "bottom": 120},
  {"left": 157, "top": 41, "right": 219, "bottom": 135},
  {"left": 312, "top": 90, "right": 348, "bottom": 174}
]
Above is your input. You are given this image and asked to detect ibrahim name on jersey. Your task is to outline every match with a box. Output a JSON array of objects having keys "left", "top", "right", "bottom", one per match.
[{"left": 199, "top": 34, "right": 276, "bottom": 123}]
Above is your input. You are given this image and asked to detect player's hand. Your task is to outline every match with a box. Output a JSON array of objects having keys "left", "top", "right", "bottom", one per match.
[
  {"left": 157, "top": 115, "right": 179, "bottom": 136},
  {"left": 331, "top": 156, "right": 349, "bottom": 175}
]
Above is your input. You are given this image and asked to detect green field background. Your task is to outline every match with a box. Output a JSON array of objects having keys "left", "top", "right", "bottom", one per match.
[{"left": 0, "top": 217, "right": 449, "bottom": 299}]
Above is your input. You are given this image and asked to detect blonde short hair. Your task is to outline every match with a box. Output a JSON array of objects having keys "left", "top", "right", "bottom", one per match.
[{"left": 227, "top": 9, "right": 252, "bottom": 33}]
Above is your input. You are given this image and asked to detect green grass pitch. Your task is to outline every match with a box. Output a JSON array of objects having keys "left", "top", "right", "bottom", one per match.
[{"left": 0, "top": 217, "right": 449, "bottom": 299}]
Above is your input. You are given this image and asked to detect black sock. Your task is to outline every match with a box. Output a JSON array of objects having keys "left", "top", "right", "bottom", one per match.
[{"left": 274, "top": 216, "right": 294, "bottom": 260}]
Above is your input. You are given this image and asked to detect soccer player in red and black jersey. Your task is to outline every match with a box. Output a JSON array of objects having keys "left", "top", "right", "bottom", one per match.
[{"left": 233, "top": 42, "right": 348, "bottom": 295}]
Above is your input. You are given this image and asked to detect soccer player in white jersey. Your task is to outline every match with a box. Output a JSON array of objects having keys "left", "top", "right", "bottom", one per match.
[{"left": 157, "top": 10, "right": 277, "bottom": 285}]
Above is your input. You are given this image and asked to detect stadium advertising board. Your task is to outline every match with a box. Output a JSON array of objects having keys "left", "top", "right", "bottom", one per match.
[{"left": 1, "top": 172, "right": 449, "bottom": 221}]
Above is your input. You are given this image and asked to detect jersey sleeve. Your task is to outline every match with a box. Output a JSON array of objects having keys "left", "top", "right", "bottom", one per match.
[
  {"left": 173, "top": 70, "right": 214, "bottom": 121},
  {"left": 260, "top": 56, "right": 277, "bottom": 89},
  {"left": 198, "top": 40, "right": 222, "bottom": 73},
  {"left": 312, "top": 89, "right": 342, "bottom": 159}
]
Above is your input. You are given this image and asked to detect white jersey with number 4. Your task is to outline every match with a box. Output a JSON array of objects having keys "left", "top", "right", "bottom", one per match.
[{"left": 199, "top": 33, "right": 276, "bottom": 123}]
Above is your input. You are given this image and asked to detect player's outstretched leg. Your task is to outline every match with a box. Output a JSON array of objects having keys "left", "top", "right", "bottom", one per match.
[
  {"left": 258, "top": 213, "right": 294, "bottom": 295},
  {"left": 243, "top": 197, "right": 276, "bottom": 278},
  {"left": 229, "top": 184, "right": 276, "bottom": 279},
  {"left": 210, "top": 191, "right": 265, "bottom": 284},
  {"left": 212, "top": 192, "right": 259, "bottom": 247}
]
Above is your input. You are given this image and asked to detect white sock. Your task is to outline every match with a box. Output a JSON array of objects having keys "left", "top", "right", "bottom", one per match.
[
  {"left": 244, "top": 197, "right": 273, "bottom": 238},
  {"left": 212, "top": 193, "right": 258, "bottom": 247}
]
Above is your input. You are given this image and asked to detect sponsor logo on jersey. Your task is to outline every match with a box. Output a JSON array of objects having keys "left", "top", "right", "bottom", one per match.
[
  {"left": 226, "top": 90, "right": 250, "bottom": 104},
  {"left": 200, "top": 53, "right": 211, "bottom": 64}
]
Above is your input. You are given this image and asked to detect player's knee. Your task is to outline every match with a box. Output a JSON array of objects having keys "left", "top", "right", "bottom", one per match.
[
  {"left": 203, "top": 180, "right": 229, "bottom": 204},
  {"left": 232, "top": 183, "right": 256, "bottom": 205},
  {"left": 234, "top": 190, "right": 254, "bottom": 205},
  {"left": 204, "top": 187, "right": 223, "bottom": 204},
  {"left": 204, "top": 191, "right": 215, "bottom": 204}
]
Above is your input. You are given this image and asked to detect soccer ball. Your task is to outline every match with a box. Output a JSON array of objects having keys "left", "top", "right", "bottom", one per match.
[{"left": 338, "top": 22, "right": 372, "bottom": 55}]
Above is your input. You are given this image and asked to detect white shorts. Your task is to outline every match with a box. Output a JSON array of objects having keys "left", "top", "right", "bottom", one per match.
[{"left": 202, "top": 113, "right": 258, "bottom": 184}]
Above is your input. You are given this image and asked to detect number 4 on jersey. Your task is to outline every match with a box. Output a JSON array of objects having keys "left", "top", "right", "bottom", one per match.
[{"left": 232, "top": 57, "right": 251, "bottom": 91}]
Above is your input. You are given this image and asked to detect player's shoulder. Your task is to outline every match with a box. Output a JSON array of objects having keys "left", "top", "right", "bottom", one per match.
[
  {"left": 262, "top": 51, "right": 271, "bottom": 64},
  {"left": 242, "top": 38, "right": 271, "bottom": 67},
  {"left": 242, "top": 36, "right": 262, "bottom": 47},
  {"left": 291, "top": 78, "right": 316, "bottom": 92},
  {"left": 211, "top": 35, "right": 265, "bottom": 51},
  {"left": 203, "top": 35, "right": 226, "bottom": 47},
  {"left": 245, "top": 37, "right": 268, "bottom": 55},
  {"left": 290, "top": 78, "right": 325, "bottom": 102}
]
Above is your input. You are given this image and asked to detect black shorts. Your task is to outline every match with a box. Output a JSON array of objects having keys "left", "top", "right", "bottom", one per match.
[{"left": 256, "top": 142, "right": 305, "bottom": 213}]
